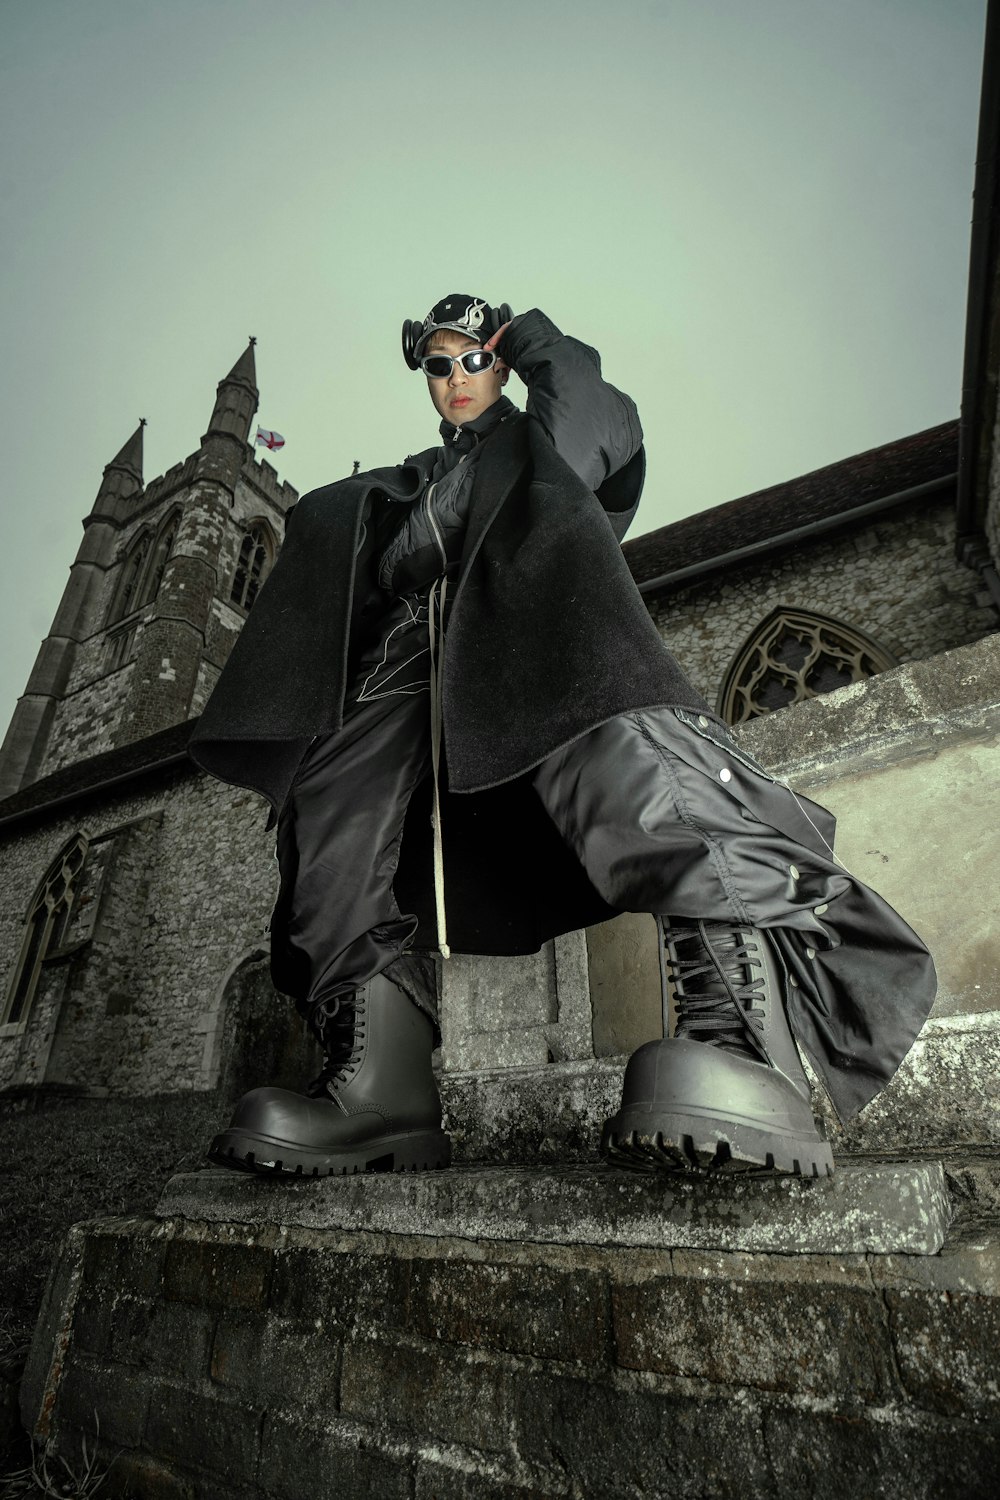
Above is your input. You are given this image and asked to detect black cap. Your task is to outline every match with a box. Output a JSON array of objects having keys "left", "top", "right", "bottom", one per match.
[{"left": 413, "top": 293, "right": 493, "bottom": 361}]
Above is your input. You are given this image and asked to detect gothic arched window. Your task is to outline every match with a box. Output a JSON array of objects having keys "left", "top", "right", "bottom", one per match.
[
  {"left": 1, "top": 835, "right": 88, "bottom": 1029},
  {"left": 717, "top": 606, "right": 899, "bottom": 726},
  {"left": 108, "top": 532, "right": 151, "bottom": 625},
  {"left": 230, "top": 523, "right": 274, "bottom": 611},
  {"left": 139, "top": 511, "right": 181, "bottom": 609},
  {"left": 104, "top": 625, "right": 137, "bottom": 672}
]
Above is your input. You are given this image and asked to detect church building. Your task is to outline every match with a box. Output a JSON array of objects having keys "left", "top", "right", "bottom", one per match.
[{"left": 0, "top": 331, "right": 995, "bottom": 1104}]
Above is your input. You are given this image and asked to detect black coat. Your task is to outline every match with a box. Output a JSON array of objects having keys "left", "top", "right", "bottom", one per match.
[{"left": 189, "top": 413, "right": 715, "bottom": 953}]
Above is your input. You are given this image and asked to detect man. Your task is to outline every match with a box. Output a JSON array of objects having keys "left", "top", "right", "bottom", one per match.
[{"left": 191, "top": 294, "right": 935, "bottom": 1180}]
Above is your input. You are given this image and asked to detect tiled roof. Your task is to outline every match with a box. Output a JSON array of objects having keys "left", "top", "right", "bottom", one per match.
[
  {"left": 0, "top": 721, "right": 197, "bottom": 829},
  {"left": 623, "top": 420, "right": 958, "bottom": 588}
]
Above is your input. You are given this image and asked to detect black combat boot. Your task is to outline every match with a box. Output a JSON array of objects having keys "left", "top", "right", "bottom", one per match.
[
  {"left": 601, "top": 919, "right": 833, "bottom": 1177},
  {"left": 208, "top": 971, "right": 451, "bottom": 1176}
]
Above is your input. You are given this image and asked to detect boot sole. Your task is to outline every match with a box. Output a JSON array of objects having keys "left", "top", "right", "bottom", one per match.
[
  {"left": 207, "top": 1126, "right": 452, "bottom": 1177},
  {"left": 601, "top": 1106, "right": 833, "bottom": 1179}
]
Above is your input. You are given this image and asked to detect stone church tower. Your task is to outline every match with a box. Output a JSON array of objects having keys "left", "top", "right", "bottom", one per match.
[{"left": 0, "top": 340, "right": 296, "bottom": 799}]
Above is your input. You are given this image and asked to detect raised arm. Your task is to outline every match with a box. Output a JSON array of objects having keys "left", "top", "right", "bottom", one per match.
[{"left": 489, "top": 308, "right": 643, "bottom": 493}]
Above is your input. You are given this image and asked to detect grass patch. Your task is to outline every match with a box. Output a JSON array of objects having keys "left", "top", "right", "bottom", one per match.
[
  {"left": 0, "top": 1091, "right": 227, "bottom": 1355},
  {"left": 2, "top": 1092, "right": 230, "bottom": 1486}
]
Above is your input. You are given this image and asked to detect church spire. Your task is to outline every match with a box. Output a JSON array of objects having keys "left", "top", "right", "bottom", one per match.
[
  {"left": 92, "top": 418, "right": 145, "bottom": 511},
  {"left": 205, "top": 336, "right": 259, "bottom": 446},
  {"left": 225, "top": 335, "right": 257, "bottom": 391}
]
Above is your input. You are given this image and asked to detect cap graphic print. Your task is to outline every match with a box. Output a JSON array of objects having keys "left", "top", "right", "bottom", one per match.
[{"left": 414, "top": 294, "right": 491, "bottom": 360}]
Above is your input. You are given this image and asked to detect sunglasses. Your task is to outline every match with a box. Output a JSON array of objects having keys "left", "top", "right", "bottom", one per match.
[{"left": 419, "top": 348, "right": 499, "bottom": 378}]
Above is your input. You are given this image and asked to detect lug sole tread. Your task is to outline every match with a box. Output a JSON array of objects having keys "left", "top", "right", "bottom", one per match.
[
  {"left": 601, "top": 1124, "right": 833, "bottom": 1179},
  {"left": 207, "top": 1132, "right": 451, "bottom": 1178}
]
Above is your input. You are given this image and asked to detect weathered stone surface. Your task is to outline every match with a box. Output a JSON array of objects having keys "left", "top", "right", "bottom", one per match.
[
  {"left": 886, "top": 1286, "right": 1000, "bottom": 1416},
  {"left": 0, "top": 768, "right": 283, "bottom": 1097},
  {"left": 143, "top": 1380, "right": 262, "bottom": 1488},
  {"left": 163, "top": 1234, "right": 272, "bottom": 1310},
  {"left": 762, "top": 1403, "right": 1000, "bottom": 1500},
  {"left": 209, "top": 1312, "right": 341, "bottom": 1410},
  {"left": 101, "top": 1450, "right": 202, "bottom": 1500},
  {"left": 513, "top": 1370, "right": 774, "bottom": 1499},
  {"left": 341, "top": 1336, "right": 516, "bottom": 1457},
  {"left": 944, "top": 1153, "right": 1000, "bottom": 1218},
  {"left": 736, "top": 632, "right": 1000, "bottom": 775},
  {"left": 74, "top": 1291, "right": 212, "bottom": 1379},
  {"left": 440, "top": 930, "right": 594, "bottom": 1073},
  {"left": 440, "top": 1012, "right": 1000, "bottom": 1165},
  {"left": 440, "top": 1059, "right": 625, "bottom": 1164},
  {"left": 870, "top": 1218, "right": 1000, "bottom": 1294},
  {"left": 55, "top": 1354, "right": 149, "bottom": 1449},
  {"left": 258, "top": 1412, "right": 413, "bottom": 1500},
  {"left": 587, "top": 910, "right": 665, "bottom": 1057},
  {"left": 81, "top": 1215, "right": 171, "bottom": 1299},
  {"left": 613, "top": 1273, "right": 894, "bottom": 1399},
  {"left": 269, "top": 1241, "right": 412, "bottom": 1332},
  {"left": 414, "top": 1455, "right": 564, "bottom": 1499},
  {"left": 28, "top": 437, "right": 294, "bottom": 782},
  {"left": 158, "top": 1160, "right": 952, "bottom": 1256},
  {"left": 406, "top": 1257, "right": 610, "bottom": 1364},
  {"left": 20, "top": 1221, "right": 87, "bottom": 1441},
  {"left": 799, "top": 733, "right": 1000, "bottom": 1020},
  {"left": 825, "top": 1012, "right": 1000, "bottom": 1153},
  {"left": 23, "top": 1203, "right": 1000, "bottom": 1500}
]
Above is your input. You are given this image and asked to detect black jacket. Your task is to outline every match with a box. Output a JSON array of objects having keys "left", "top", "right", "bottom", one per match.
[
  {"left": 189, "top": 316, "right": 937, "bottom": 1117},
  {"left": 189, "top": 413, "right": 712, "bottom": 809},
  {"left": 188, "top": 315, "right": 715, "bottom": 952},
  {"left": 190, "top": 309, "right": 714, "bottom": 808},
  {"left": 380, "top": 307, "right": 644, "bottom": 595}
]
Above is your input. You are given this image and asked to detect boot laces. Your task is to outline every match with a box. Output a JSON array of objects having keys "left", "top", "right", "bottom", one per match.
[
  {"left": 306, "top": 991, "right": 367, "bottom": 1098},
  {"left": 666, "top": 919, "right": 771, "bottom": 1065}
]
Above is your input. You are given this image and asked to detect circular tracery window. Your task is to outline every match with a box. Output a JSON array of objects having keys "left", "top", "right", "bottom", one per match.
[{"left": 717, "top": 606, "right": 899, "bottom": 725}]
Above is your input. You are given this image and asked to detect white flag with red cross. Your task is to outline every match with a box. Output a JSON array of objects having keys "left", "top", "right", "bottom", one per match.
[{"left": 255, "top": 426, "right": 285, "bottom": 451}]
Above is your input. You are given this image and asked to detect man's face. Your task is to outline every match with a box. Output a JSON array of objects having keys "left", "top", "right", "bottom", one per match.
[{"left": 424, "top": 330, "right": 506, "bottom": 426}]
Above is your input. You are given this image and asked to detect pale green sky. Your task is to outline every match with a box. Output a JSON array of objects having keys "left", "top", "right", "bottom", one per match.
[{"left": 0, "top": 0, "right": 987, "bottom": 747}]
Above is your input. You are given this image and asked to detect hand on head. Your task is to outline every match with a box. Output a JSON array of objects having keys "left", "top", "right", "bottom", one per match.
[{"left": 482, "top": 321, "right": 512, "bottom": 376}]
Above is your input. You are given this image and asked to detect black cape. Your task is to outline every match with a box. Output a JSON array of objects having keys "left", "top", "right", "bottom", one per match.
[{"left": 189, "top": 414, "right": 714, "bottom": 954}]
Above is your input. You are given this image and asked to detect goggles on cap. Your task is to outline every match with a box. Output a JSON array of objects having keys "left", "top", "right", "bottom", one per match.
[
  {"left": 403, "top": 297, "right": 513, "bottom": 370},
  {"left": 419, "top": 348, "right": 500, "bottom": 379}
]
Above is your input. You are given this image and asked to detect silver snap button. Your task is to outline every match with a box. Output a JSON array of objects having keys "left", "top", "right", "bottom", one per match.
[
  {"left": 790, "top": 974, "right": 799, "bottom": 987},
  {"left": 815, "top": 903, "right": 829, "bottom": 916},
  {"left": 806, "top": 947, "right": 816, "bottom": 960},
  {"left": 698, "top": 715, "right": 709, "bottom": 727},
  {"left": 719, "top": 768, "right": 732, "bottom": 783},
  {"left": 789, "top": 864, "right": 800, "bottom": 881}
]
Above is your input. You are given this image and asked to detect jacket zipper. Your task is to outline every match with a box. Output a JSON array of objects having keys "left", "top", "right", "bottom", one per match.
[{"left": 424, "top": 481, "right": 448, "bottom": 573}]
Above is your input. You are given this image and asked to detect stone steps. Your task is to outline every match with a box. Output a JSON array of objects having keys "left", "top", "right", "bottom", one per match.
[
  {"left": 158, "top": 1158, "right": 953, "bottom": 1257},
  {"left": 19, "top": 1153, "right": 1000, "bottom": 1498},
  {"left": 438, "top": 1011, "right": 1000, "bottom": 1169}
]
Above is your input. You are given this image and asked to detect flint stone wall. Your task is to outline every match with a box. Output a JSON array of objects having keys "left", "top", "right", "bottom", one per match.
[
  {"left": 0, "top": 767, "right": 277, "bottom": 1096},
  {"left": 39, "top": 468, "right": 288, "bottom": 780},
  {"left": 645, "top": 499, "right": 994, "bottom": 710}
]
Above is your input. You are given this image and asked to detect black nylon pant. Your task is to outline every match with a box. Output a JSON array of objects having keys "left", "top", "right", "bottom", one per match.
[
  {"left": 270, "top": 598, "right": 935, "bottom": 1117},
  {"left": 270, "top": 595, "right": 437, "bottom": 1023}
]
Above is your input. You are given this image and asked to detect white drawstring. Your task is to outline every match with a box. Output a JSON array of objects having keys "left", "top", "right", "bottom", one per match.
[{"left": 427, "top": 576, "right": 450, "bottom": 958}]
